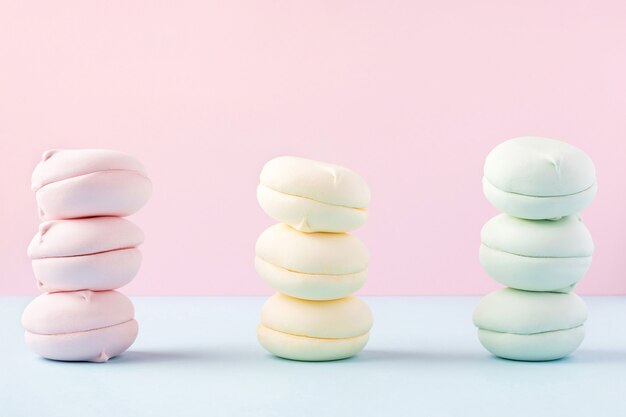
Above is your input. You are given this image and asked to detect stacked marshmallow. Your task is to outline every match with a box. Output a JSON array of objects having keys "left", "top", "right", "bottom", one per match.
[
  {"left": 22, "top": 149, "right": 152, "bottom": 362},
  {"left": 473, "top": 137, "right": 596, "bottom": 361},
  {"left": 255, "top": 156, "right": 373, "bottom": 361}
]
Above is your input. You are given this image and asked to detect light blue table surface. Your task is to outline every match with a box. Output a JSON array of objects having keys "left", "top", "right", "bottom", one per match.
[{"left": 1, "top": 296, "right": 626, "bottom": 417}]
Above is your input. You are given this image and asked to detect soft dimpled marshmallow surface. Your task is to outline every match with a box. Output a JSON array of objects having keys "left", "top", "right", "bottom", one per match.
[
  {"left": 22, "top": 290, "right": 138, "bottom": 362},
  {"left": 482, "top": 136, "right": 597, "bottom": 220},
  {"left": 32, "top": 149, "right": 152, "bottom": 220},
  {"left": 1, "top": 1, "right": 626, "bottom": 296},
  {"left": 480, "top": 214, "right": 594, "bottom": 293},
  {"left": 473, "top": 288, "right": 587, "bottom": 361},
  {"left": 258, "top": 293, "right": 373, "bottom": 361},
  {"left": 28, "top": 217, "right": 145, "bottom": 292}
]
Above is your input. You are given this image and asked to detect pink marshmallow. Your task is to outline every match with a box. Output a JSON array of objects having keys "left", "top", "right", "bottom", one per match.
[
  {"left": 22, "top": 290, "right": 137, "bottom": 362},
  {"left": 32, "top": 149, "right": 152, "bottom": 220},
  {"left": 32, "top": 248, "right": 142, "bottom": 292},
  {"left": 25, "top": 320, "right": 138, "bottom": 363},
  {"left": 27, "top": 217, "right": 144, "bottom": 292},
  {"left": 28, "top": 217, "right": 144, "bottom": 258}
]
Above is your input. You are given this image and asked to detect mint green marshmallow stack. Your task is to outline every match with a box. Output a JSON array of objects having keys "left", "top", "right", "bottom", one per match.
[{"left": 474, "top": 136, "right": 597, "bottom": 361}]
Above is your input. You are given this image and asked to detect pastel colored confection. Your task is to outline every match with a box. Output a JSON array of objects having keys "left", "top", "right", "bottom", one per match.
[
  {"left": 22, "top": 290, "right": 138, "bottom": 362},
  {"left": 255, "top": 223, "right": 369, "bottom": 300},
  {"left": 480, "top": 214, "right": 594, "bottom": 292},
  {"left": 32, "top": 149, "right": 152, "bottom": 220},
  {"left": 473, "top": 288, "right": 587, "bottom": 361},
  {"left": 258, "top": 293, "right": 373, "bottom": 361},
  {"left": 258, "top": 156, "right": 370, "bottom": 232},
  {"left": 28, "top": 217, "right": 144, "bottom": 292},
  {"left": 483, "top": 136, "right": 597, "bottom": 219}
]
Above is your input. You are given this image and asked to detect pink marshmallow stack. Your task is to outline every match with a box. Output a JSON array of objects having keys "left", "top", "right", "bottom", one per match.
[{"left": 22, "top": 149, "right": 151, "bottom": 362}]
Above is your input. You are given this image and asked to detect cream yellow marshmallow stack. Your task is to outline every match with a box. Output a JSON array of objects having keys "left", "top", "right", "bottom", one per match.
[{"left": 256, "top": 156, "right": 373, "bottom": 361}]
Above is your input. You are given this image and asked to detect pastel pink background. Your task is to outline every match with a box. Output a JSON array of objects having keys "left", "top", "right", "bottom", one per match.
[{"left": 1, "top": 1, "right": 625, "bottom": 295}]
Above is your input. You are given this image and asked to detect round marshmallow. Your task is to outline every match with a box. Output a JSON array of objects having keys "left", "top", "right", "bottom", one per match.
[
  {"left": 32, "top": 149, "right": 152, "bottom": 220},
  {"left": 32, "top": 249, "right": 142, "bottom": 292},
  {"left": 28, "top": 217, "right": 144, "bottom": 258},
  {"left": 258, "top": 293, "right": 373, "bottom": 361},
  {"left": 258, "top": 156, "right": 370, "bottom": 232},
  {"left": 255, "top": 256, "right": 367, "bottom": 301},
  {"left": 256, "top": 223, "right": 369, "bottom": 275},
  {"left": 257, "top": 325, "right": 370, "bottom": 363},
  {"left": 28, "top": 217, "right": 144, "bottom": 292},
  {"left": 480, "top": 214, "right": 593, "bottom": 292},
  {"left": 257, "top": 184, "right": 367, "bottom": 233},
  {"left": 483, "top": 137, "right": 596, "bottom": 219},
  {"left": 255, "top": 223, "right": 369, "bottom": 299},
  {"left": 473, "top": 288, "right": 587, "bottom": 361},
  {"left": 22, "top": 290, "right": 137, "bottom": 362}
]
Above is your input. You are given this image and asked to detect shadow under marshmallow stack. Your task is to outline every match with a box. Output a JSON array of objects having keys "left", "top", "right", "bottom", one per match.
[
  {"left": 23, "top": 149, "right": 151, "bottom": 362},
  {"left": 473, "top": 137, "right": 596, "bottom": 361},
  {"left": 256, "top": 156, "right": 373, "bottom": 361}
]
